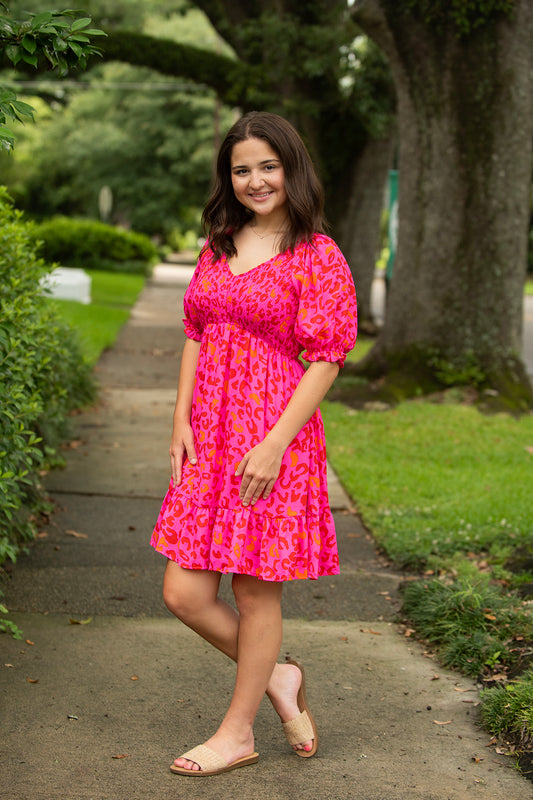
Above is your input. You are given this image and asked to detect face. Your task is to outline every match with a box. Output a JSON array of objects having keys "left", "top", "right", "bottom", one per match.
[{"left": 230, "top": 137, "right": 287, "bottom": 220}]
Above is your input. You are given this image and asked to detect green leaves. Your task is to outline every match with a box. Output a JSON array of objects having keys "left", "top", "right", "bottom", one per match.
[
  {"left": 0, "top": 189, "right": 95, "bottom": 573},
  {"left": 402, "top": 0, "right": 515, "bottom": 36},
  {"left": 0, "top": 8, "right": 107, "bottom": 150}
]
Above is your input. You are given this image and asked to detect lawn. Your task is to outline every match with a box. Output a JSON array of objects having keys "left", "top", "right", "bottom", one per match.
[
  {"left": 50, "top": 270, "right": 145, "bottom": 364},
  {"left": 322, "top": 399, "right": 533, "bottom": 572}
]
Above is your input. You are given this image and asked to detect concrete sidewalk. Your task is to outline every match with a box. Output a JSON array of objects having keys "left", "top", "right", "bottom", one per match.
[{"left": 1, "top": 265, "right": 532, "bottom": 800}]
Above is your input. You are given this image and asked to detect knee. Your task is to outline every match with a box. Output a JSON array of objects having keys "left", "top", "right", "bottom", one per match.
[
  {"left": 163, "top": 581, "right": 198, "bottom": 623},
  {"left": 232, "top": 575, "right": 282, "bottom": 617}
]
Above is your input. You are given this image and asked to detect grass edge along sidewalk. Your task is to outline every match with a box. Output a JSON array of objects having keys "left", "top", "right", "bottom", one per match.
[{"left": 321, "top": 396, "right": 533, "bottom": 777}]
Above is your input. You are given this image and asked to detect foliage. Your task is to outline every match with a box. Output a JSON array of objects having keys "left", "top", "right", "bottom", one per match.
[
  {"left": 402, "top": 0, "right": 515, "bottom": 35},
  {"left": 481, "top": 670, "right": 533, "bottom": 746},
  {"left": 0, "top": 4, "right": 234, "bottom": 237},
  {"left": 400, "top": 577, "right": 532, "bottom": 677},
  {"left": 0, "top": 7, "right": 105, "bottom": 150},
  {"left": 321, "top": 399, "right": 533, "bottom": 570},
  {"left": 32, "top": 216, "right": 157, "bottom": 273},
  {"left": 0, "top": 602, "right": 22, "bottom": 638},
  {"left": 0, "top": 188, "right": 95, "bottom": 572}
]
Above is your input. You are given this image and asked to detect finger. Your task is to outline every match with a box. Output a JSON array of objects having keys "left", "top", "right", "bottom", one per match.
[
  {"left": 242, "top": 477, "right": 265, "bottom": 506},
  {"left": 262, "top": 479, "right": 276, "bottom": 500},
  {"left": 235, "top": 455, "right": 248, "bottom": 477},
  {"left": 171, "top": 456, "right": 182, "bottom": 486},
  {"left": 251, "top": 485, "right": 266, "bottom": 505},
  {"left": 170, "top": 445, "right": 184, "bottom": 485},
  {"left": 185, "top": 443, "right": 197, "bottom": 466}
]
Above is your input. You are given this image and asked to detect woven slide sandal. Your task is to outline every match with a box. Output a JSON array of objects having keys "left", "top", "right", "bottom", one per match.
[
  {"left": 170, "top": 744, "right": 259, "bottom": 777},
  {"left": 282, "top": 660, "right": 319, "bottom": 758}
]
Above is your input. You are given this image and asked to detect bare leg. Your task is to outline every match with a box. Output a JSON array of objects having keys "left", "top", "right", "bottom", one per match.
[
  {"left": 174, "top": 574, "right": 283, "bottom": 770},
  {"left": 163, "top": 563, "right": 313, "bottom": 769}
]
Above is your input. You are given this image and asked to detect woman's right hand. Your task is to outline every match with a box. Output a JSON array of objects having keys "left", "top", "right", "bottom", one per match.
[{"left": 169, "top": 419, "right": 197, "bottom": 485}]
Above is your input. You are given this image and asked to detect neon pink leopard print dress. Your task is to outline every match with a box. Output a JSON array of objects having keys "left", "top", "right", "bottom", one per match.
[{"left": 151, "top": 233, "right": 357, "bottom": 581}]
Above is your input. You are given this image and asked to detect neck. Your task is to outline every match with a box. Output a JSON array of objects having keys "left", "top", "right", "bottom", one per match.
[{"left": 251, "top": 211, "right": 289, "bottom": 235}]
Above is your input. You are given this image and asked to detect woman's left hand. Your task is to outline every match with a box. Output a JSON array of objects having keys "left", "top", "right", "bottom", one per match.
[{"left": 235, "top": 438, "right": 284, "bottom": 507}]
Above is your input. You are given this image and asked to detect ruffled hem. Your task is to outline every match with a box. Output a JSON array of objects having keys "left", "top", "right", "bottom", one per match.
[
  {"left": 183, "top": 318, "right": 202, "bottom": 341},
  {"left": 151, "top": 494, "right": 339, "bottom": 582},
  {"left": 302, "top": 348, "right": 347, "bottom": 368}
]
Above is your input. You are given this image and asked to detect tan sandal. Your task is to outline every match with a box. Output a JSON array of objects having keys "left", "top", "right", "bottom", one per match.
[
  {"left": 170, "top": 744, "right": 259, "bottom": 776},
  {"left": 282, "top": 660, "right": 319, "bottom": 758}
]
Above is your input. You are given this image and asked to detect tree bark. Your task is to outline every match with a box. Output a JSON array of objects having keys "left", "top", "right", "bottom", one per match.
[
  {"left": 338, "top": 132, "right": 394, "bottom": 326},
  {"left": 353, "top": 0, "right": 533, "bottom": 405}
]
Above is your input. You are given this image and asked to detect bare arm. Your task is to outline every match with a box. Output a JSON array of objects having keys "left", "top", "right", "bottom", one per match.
[
  {"left": 169, "top": 337, "right": 201, "bottom": 484},
  {"left": 235, "top": 360, "right": 339, "bottom": 506}
]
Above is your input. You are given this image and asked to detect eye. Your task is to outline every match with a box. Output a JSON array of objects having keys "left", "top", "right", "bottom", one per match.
[{"left": 234, "top": 168, "right": 248, "bottom": 176}]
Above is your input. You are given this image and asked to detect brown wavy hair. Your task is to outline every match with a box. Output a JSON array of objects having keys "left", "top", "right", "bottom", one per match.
[{"left": 202, "top": 111, "right": 326, "bottom": 260}]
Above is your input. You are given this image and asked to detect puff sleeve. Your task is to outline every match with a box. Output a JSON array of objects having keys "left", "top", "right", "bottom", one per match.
[
  {"left": 182, "top": 258, "right": 205, "bottom": 341},
  {"left": 293, "top": 234, "right": 357, "bottom": 368}
]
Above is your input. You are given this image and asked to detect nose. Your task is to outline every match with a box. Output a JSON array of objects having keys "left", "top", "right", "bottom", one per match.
[{"left": 249, "top": 170, "right": 264, "bottom": 189}]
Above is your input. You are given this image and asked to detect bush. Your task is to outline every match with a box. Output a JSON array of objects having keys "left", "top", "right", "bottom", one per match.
[
  {"left": 31, "top": 217, "right": 158, "bottom": 274},
  {"left": 481, "top": 669, "right": 533, "bottom": 748},
  {"left": 401, "top": 577, "right": 533, "bottom": 677},
  {"left": 0, "top": 189, "right": 95, "bottom": 573}
]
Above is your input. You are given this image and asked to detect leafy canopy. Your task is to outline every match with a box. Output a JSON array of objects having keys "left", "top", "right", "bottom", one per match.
[
  {"left": 0, "top": 6, "right": 106, "bottom": 149},
  {"left": 402, "top": 0, "right": 515, "bottom": 35}
]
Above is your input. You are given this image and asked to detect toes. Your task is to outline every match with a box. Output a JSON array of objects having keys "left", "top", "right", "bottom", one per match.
[
  {"left": 174, "top": 758, "right": 201, "bottom": 771},
  {"left": 292, "top": 740, "right": 313, "bottom": 752}
]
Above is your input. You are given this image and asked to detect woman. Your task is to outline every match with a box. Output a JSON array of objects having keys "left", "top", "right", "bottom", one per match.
[{"left": 151, "top": 111, "right": 357, "bottom": 776}]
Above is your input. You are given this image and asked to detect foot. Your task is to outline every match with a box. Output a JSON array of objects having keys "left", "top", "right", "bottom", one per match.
[
  {"left": 267, "top": 662, "right": 314, "bottom": 753},
  {"left": 173, "top": 728, "right": 255, "bottom": 773}
]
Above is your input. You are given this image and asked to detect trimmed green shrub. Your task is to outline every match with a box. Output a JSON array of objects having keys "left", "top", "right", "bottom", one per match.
[
  {"left": 0, "top": 189, "right": 95, "bottom": 572},
  {"left": 31, "top": 217, "right": 158, "bottom": 274}
]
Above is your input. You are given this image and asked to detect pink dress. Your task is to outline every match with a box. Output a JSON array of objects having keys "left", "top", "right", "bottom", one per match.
[{"left": 151, "top": 233, "right": 357, "bottom": 581}]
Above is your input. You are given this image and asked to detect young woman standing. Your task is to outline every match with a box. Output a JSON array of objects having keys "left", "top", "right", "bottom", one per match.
[{"left": 151, "top": 111, "right": 357, "bottom": 776}]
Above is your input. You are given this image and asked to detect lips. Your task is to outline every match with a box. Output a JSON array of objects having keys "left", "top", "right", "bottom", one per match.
[{"left": 250, "top": 191, "right": 273, "bottom": 200}]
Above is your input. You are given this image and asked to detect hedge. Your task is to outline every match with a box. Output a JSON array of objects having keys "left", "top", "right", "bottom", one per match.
[
  {"left": 0, "top": 189, "right": 95, "bottom": 572},
  {"left": 31, "top": 216, "right": 158, "bottom": 274}
]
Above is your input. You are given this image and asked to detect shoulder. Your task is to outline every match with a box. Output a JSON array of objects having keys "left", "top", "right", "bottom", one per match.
[{"left": 295, "top": 233, "right": 348, "bottom": 270}]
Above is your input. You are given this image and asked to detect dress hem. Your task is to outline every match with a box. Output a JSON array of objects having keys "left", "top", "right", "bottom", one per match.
[{"left": 151, "top": 542, "right": 340, "bottom": 582}]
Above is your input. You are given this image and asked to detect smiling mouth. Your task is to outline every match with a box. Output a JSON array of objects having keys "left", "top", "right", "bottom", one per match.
[{"left": 250, "top": 191, "right": 273, "bottom": 199}]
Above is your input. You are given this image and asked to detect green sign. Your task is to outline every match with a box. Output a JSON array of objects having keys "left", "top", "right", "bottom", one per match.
[{"left": 387, "top": 169, "right": 398, "bottom": 282}]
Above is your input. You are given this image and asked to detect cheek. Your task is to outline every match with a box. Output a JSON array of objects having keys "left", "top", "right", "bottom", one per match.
[{"left": 232, "top": 179, "right": 246, "bottom": 200}]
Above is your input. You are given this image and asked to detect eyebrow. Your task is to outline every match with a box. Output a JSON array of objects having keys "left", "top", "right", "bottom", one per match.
[{"left": 231, "top": 158, "right": 280, "bottom": 169}]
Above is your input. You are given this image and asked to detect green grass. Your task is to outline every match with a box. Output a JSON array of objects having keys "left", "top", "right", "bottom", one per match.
[
  {"left": 525, "top": 279, "right": 533, "bottom": 296},
  {"left": 50, "top": 270, "right": 145, "bottom": 365},
  {"left": 401, "top": 577, "right": 533, "bottom": 677},
  {"left": 322, "top": 399, "right": 533, "bottom": 569},
  {"left": 481, "top": 670, "right": 533, "bottom": 746},
  {"left": 87, "top": 270, "right": 146, "bottom": 307},
  {"left": 345, "top": 335, "right": 374, "bottom": 363}
]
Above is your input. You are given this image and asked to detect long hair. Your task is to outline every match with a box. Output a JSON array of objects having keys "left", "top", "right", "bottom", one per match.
[{"left": 203, "top": 111, "right": 326, "bottom": 260}]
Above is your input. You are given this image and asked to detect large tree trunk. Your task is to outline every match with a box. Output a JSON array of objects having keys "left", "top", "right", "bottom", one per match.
[
  {"left": 353, "top": 0, "right": 533, "bottom": 406},
  {"left": 338, "top": 133, "right": 394, "bottom": 327}
]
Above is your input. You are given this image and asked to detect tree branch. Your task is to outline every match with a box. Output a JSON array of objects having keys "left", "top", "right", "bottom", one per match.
[{"left": 99, "top": 30, "right": 246, "bottom": 105}]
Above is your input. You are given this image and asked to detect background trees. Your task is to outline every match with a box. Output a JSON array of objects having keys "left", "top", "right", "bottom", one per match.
[
  {"left": 2, "top": 0, "right": 395, "bottom": 323},
  {"left": 0, "top": 2, "right": 234, "bottom": 239},
  {"left": 2, "top": 0, "right": 532, "bottom": 405},
  {"left": 352, "top": 0, "right": 533, "bottom": 406}
]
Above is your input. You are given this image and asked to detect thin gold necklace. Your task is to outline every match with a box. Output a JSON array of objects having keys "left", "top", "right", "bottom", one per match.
[{"left": 249, "top": 222, "right": 285, "bottom": 240}]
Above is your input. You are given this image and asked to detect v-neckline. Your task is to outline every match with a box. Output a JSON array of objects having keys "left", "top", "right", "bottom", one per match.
[{"left": 224, "top": 252, "right": 277, "bottom": 278}]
